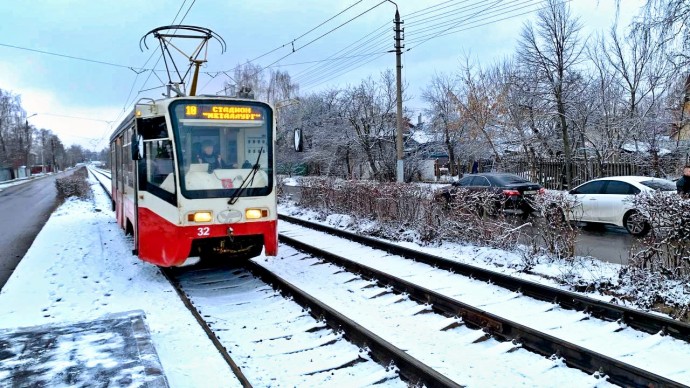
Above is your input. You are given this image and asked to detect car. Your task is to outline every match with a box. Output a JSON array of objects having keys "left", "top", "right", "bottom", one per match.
[
  {"left": 566, "top": 176, "right": 677, "bottom": 236},
  {"left": 439, "top": 173, "right": 544, "bottom": 217}
]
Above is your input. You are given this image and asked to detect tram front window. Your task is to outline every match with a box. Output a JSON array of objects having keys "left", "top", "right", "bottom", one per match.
[{"left": 170, "top": 101, "right": 273, "bottom": 199}]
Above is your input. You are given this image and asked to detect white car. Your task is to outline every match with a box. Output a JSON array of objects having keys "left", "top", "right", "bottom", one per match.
[{"left": 567, "top": 176, "right": 677, "bottom": 236}]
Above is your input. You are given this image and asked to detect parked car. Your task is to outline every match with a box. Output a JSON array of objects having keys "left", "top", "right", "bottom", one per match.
[
  {"left": 566, "top": 176, "right": 677, "bottom": 236},
  {"left": 439, "top": 173, "right": 544, "bottom": 217}
]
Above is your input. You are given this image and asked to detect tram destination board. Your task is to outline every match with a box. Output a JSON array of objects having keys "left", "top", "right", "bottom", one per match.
[{"left": 183, "top": 104, "right": 263, "bottom": 121}]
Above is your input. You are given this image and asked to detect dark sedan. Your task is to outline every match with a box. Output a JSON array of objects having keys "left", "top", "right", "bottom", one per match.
[{"left": 439, "top": 173, "right": 544, "bottom": 217}]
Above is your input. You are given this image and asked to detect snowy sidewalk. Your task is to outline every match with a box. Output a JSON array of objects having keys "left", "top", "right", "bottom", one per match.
[{"left": 0, "top": 177, "right": 240, "bottom": 387}]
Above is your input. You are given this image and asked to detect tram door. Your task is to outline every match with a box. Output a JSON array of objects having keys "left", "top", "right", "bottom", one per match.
[
  {"left": 115, "top": 136, "right": 124, "bottom": 229},
  {"left": 134, "top": 116, "right": 179, "bottom": 263}
]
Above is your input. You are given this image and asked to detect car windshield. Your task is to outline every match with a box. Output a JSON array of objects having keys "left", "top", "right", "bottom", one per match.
[
  {"left": 640, "top": 179, "right": 676, "bottom": 191},
  {"left": 169, "top": 100, "right": 273, "bottom": 199}
]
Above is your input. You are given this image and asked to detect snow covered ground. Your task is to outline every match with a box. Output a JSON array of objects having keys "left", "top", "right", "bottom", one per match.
[
  {"left": 0, "top": 177, "right": 240, "bottom": 387},
  {"left": 1, "top": 170, "right": 684, "bottom": 386},
  {"left": 0, "top": 173, "right": 54, "bottom": 192},
  {"left": 278, "top": 203, "right": 690, "bottom": 316},
  {"left": 277, "top": 220, "right": 690, "bottom": 385},
  {"left": 256, "top": 245, "right": 615, "bottom": 387}
]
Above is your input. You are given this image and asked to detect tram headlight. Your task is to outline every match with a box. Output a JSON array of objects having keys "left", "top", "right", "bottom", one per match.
[
  {"left": 245, "top": 208, "right": 268, "bottom": 219},
  {"left": 188, "top": 211, "right": 213, "bottom": 223}
]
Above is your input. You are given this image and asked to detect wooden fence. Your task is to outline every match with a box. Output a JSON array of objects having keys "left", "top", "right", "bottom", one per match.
[{"left": 435, "top": 154, "right": 688, "bottom": 190}]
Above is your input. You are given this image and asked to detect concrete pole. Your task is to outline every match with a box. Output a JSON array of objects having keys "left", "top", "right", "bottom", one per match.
[{"left": 394, "top": 9, "right": 404, "bottom": 182}]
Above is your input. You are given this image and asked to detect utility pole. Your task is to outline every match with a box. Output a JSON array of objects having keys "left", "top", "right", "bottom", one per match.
[
  {"left": 393, "top": 7, "right": 404, "bottom": 182},
  {"left": 41, "top": 130, "right": 45, "bottom": 174},
  {"left": 50, "top": 138, "right": 56, "bottom": 172}
]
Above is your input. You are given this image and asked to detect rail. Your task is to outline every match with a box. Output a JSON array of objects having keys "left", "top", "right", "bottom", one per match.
[
  {"left": 278, "top": 215, "right": 688, "bottom": 387},
  {"left": 88, "top": 168, "right": 252, "bottom": 386},
  {"left": 279, "top": 214, "right": 690, "bottom": 341},
  {"left": 88, "top": 170, "right": 452, "bottom": 386}
]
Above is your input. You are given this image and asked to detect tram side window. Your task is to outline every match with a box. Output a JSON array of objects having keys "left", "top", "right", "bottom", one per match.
[
  {"left": 124, "top": 127, "right": 135, "bottom": 188},
  {"left": 138, "top": 116, "right": 168, "bottom": 140},
  {"left": 146, "top": 140, "right": 175, "bottom": 194}
]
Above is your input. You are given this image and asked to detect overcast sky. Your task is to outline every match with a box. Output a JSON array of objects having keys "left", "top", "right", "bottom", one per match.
[{"left": 0, "top": 0, "right": 644, "bottom": 151}]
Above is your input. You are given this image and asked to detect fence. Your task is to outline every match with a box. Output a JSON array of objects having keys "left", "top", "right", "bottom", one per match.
[{"left": 435, "top": 154, "right": 688, "bottom": 189}]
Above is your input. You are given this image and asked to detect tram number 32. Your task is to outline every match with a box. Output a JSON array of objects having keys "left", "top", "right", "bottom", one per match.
[{"left": 197, "top": 227, "right": 210, "bottom": 236}]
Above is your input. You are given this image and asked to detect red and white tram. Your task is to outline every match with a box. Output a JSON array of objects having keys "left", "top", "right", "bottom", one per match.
[{"left": 110, "top": 97, "right": 277, "bottom": 266}]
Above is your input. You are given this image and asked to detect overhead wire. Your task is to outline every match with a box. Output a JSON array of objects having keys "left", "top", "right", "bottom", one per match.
[
  {"left": 210, "top": 0, "right": 390, "bottom": 94},
  {"left": 0, "top": 42, "right": 150, "bottom": 71},
  {"left": 257, "top": 0, "right": 389, "bottom": 76},
  {"left": 206, "top": 0, "right": 370, "bottom": 77},
  {"left": 292, "top": 22, "right": 391, "bottom": 84},
  {"left": 100, "top": 0, "right": 194, "bottom": 147},
  {"left": 406, "top": 0, "right": 542, "bottom": 44},
  {"left": 297, "top": 0, "right": 559, "bottom": 93},
  {"left": 406, "top": 0, "right": 551, "bottom": 48},
  {"left": 297, "top": 40, "right": 391, "bottom": 88}
]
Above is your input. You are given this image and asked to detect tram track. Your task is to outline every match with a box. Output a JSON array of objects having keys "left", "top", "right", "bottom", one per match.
[
  {"left": 279, "top": 214, "right": 690, "bottom": 340},
  {"left": 88, "top": 170, "right": 688, "bottom": 386},
  {"left": 277, "top": 215, "right": 690, "bottom": 387},
  {"left": 89, "top": 170, "right": 417, "bottom": 386}
]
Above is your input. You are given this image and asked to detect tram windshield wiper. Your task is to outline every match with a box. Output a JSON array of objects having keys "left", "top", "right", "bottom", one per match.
[{"left": 228, "top": 147, "right": 263, "bottom": 205}]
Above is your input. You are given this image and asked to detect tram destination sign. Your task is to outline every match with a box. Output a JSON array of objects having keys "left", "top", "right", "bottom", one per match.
[{"left": 183, "top": 104, "right": 263, "bottom": 121}]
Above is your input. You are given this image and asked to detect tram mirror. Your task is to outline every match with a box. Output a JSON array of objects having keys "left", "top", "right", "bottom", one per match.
[
  {"left": 131, "top": 133, "right": 145, "bottom": 160},
  {"left": 293, "top": 128, "right": 303, "bottom": 152}
]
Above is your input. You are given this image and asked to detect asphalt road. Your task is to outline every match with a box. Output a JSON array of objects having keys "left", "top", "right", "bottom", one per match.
[
  {"left": 574, "top": 224, "right": 635, "bottom": 265},
  {"left": 0, "top": 173, "right": 68, "bottom": 291}
]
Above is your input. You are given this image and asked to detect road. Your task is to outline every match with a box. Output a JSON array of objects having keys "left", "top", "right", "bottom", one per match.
[
  {"left": 0, "top": 173, "right": 67, "bottom": 290},
  {"left": 574, "top": 224, "right": 635, "bottom": 264},
  {"left": 281, "top": 185, "right": 636, "bottom": 264}
]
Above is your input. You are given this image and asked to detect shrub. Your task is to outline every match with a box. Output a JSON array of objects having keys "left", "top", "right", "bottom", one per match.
[
  {"left": 289, "top": 179, "right": 580, "bottom": 259},
  {"left": 628, "top": 191, "right": 690, "bottom": 281},
  {"left": 55, "top": 167, "right": 90, "bottom": 200}
]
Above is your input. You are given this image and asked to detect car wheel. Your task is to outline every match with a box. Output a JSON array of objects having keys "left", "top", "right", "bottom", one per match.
[{"left": 623, "top": 210, "right": 650, "bottom": 237}]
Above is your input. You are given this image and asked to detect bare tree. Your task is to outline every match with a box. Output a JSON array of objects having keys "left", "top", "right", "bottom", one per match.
[
  {"left": 453, "top": 59, "right": 507, "bottom": 161},
  {"left": 421, "top": 72, "right": 464, "bottom": 176},
  {"left": 340, "top": 71, "right": 398, "bottom": 181},
  {"left": 518, "top": 0, "right": 584, "bottom": 188}
]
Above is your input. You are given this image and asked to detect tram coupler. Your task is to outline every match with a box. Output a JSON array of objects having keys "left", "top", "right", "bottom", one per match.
[{"left": 227, "top": 227, "right": 234, "bottom": 242}]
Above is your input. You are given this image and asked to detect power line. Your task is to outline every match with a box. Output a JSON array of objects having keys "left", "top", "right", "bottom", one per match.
[
  {"left": 292, "top": 25, "right": 390, "bottom": 84},
  {"left": 259, "top": 0, "right": 389, "bottom": 74},
  {"left": 298, "top": 0, "right": 570, "bottom": 94},
  {"left": 211, "top": 0, "right": 389, "bottom": 95},
  {"left": 210, "top": 0, "right": 372, "bottom": 75},
  {"left": 0, "top": 42, "right": 148, "bottom": 71},
  {"left": 406, "top": 0, "right": 503, "bottom": 43},
  {"left": 406, "top": 0, "right": 509, "bottom": 32},
  {"left": 266, "top": 52, "right": 392, "bottom": 68},
  {"left": 36, "top": 112, "right": 114, "bottom": 123},
  {"left": 101, "top": 0, "right": 195, "bottom": 148},
  {"left": 407, "top": 0, "right": 550, "bottom": 48},
  {"left": 297, "top": 40, "right": 391, "bottom": 88},
  {"left": 301, "top": 52, "right": 389, "bottom": 92}
]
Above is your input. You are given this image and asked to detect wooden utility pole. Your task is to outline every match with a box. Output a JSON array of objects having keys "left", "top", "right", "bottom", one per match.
[{"left": 394, "top": 8, "right": 404, "bottom": 182}]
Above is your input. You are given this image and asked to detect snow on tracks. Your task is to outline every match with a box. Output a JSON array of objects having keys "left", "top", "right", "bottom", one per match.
[{"left": 277, "top": 219, "right": 690, "bottom": 386}]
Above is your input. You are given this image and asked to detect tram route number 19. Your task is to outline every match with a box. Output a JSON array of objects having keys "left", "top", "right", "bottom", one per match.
[
  {"left": 197, "top": 227, "right": 210, "bottom": 236},
  {"left": 185, "top": 105, "right": 198, "bottom": 116}
]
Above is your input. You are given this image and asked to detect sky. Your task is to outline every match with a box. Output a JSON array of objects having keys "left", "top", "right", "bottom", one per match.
[{"left": 0, "top": 0, "right": 645, "bottom": 151}]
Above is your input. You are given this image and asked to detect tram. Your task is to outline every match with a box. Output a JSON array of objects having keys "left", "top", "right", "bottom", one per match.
[{"left": 109, "top": 96, "right": 277, "bottom": 266}]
